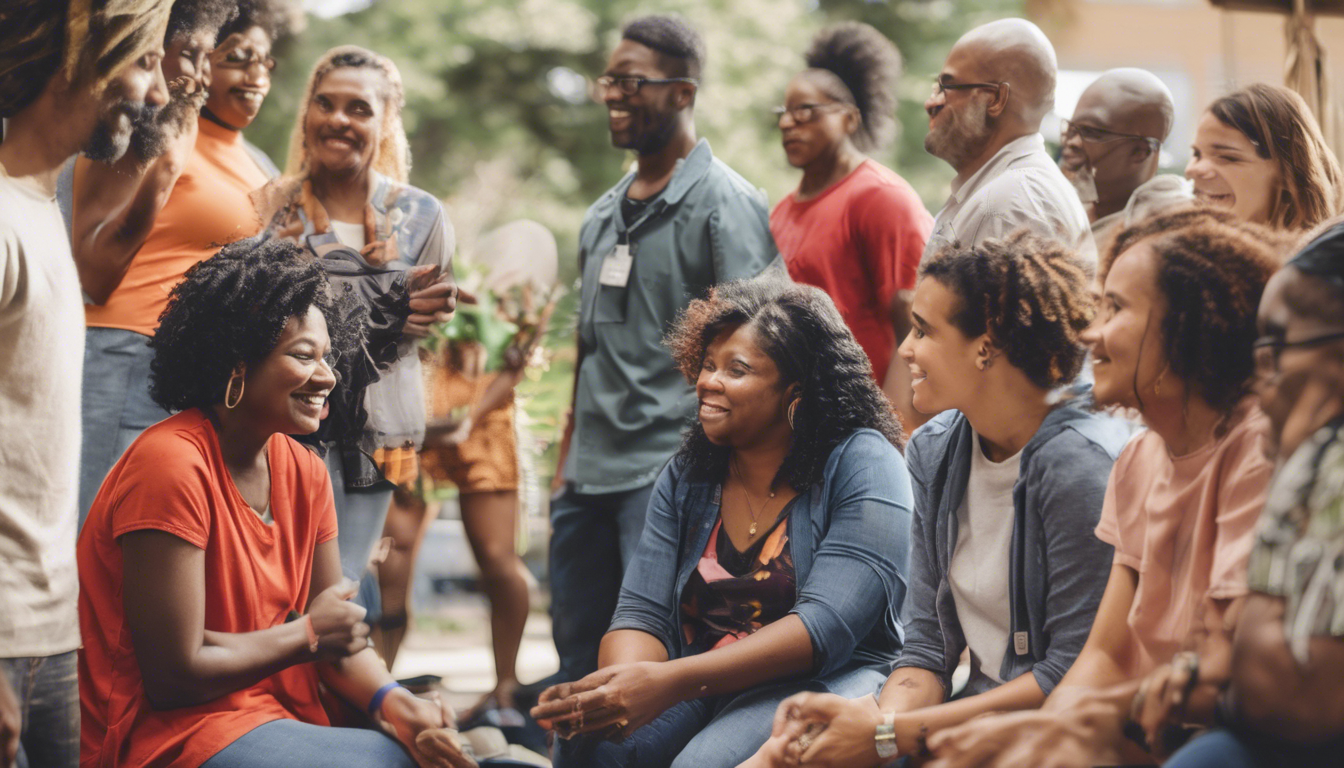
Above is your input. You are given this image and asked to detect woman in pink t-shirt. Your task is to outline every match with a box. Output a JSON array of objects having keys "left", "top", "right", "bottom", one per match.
[
  {"left": 769, "top": 23, "right": 932, "bottom": 427},
  {"left": 922, "top": 207, "right": 1283, "bottom": 767}
]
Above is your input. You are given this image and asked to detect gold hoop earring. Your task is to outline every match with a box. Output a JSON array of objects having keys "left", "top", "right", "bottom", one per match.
[
  {"left": 1154, "top": 368, "right": 1167, "bottom": 398},
  {"left": 224, "top": 372, "right": 245, "bottom": 409},
  {"left": 787, "top": 399, "right": 799, "bottom": 431}
]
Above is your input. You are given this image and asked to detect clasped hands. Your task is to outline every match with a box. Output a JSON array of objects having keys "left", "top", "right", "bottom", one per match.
[
  {"left": 749, "top": 693, "right": 888, "bottom": 768},
  {"left": 530, "top": 662, "right": 680, "bottom": 742}
]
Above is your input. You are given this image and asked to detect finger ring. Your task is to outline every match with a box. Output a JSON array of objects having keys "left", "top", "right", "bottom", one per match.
[
  {"left": 616, "top": 719, "right": 629, "bottom": 732},
  {"left": 796, "top": 733, "right": 814, "bottom": 751}
]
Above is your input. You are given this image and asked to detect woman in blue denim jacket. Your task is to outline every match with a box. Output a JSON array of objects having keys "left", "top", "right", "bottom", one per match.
[
  {"left": 752, "top": 230, "right": 1129, "bottom": 767},
  {"left": 531, "top": 277, "right": 913, "bottom": 767}
]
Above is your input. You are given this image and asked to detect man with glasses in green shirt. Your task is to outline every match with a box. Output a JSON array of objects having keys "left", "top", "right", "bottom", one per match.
[
  {"left": 544, "top": 14, "right": 779, "bottom": 689},
  {"left": 1059, "top": 68, "right": 1191, "bottom": 249}
]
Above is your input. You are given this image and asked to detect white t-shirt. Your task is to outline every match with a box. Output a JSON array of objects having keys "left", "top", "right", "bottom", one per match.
[
  {"left": 330, "top": 219, "right": 367, "bottom": 250},
  {"left": 0, "top": 164, "right": 84, "bottom": 657},
  {"left": 948, "top": 432, "right": 1022, "bottom": 684}
]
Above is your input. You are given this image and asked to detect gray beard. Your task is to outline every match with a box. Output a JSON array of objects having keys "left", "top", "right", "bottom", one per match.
[
  {"left": 1064, "top": 162, "right": 1099, "bottom": 205},
  {"left": 924, "top": 100, "right": 994, "bottom": 170}
]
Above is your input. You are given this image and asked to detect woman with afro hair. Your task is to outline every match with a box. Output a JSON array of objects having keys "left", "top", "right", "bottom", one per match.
[
  {"left": 921, "top": 207, "right": 1283, "bottom": 768},
  {"left": 747, "top": 229, "right": 1129, "bottom": 767},
  {"left": 530, "top": 276, "right": 912, "bottom": 767},
  {"left": 770, "top": 22, "right": 933, "bottom": 428},
  {"left": 77, "top": 239, "right": 473, "bottom": 768}
]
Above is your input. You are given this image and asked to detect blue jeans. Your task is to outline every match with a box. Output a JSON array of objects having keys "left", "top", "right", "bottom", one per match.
[
  {"left": 0, "top": 652, "right": 79, "bottom": 768},
  {"left": 79, "top": 328, "right": 171, "bottom": 527},
  {"left": 554, "top": 663, "right": 886, "bottom": 768},
  {"left": 323, "top": 450, "right": 396, "bottom": 582},
  {"left": 201, "top": 719, "right": 414, "bottom": 768},
  {"left": 547, "top": 482, "right": 654, "bottom": 683},
  {"left": 1165, "top": 728, "right": 1344, "bottom": 768}
]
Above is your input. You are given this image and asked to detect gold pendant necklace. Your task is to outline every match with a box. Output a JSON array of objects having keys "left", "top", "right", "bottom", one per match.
[{"left": 731, "top": 455, "right": 775, "bottom": 538}]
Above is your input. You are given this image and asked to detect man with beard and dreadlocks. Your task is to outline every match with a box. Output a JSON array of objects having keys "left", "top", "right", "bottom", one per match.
[
  {"left": 1059, "top": 69, "right": 1191, "bottom": 252},
  {"left": 541, "top": 13, "right": 780, "bottom": 696},
  {"left": 922, "top": 19, "right": 1093, "bottom": 265},
  {"left": 70, "top": 0, "right": 289, "bottom": 526},
  {"left": 0, "top": 1, "right": 170, "bottom": 765}
]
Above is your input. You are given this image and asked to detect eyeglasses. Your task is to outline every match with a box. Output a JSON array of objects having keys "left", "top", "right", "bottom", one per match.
[
  {"left": 772, "top": 102, "right": 849, "bottom": 125},
  {"left": 1252, "top": 329, "right": 1344, "bottom": 374},
  {"left": 213, "top": 47, "right": 276, "bottom": 73},
  {"left": 591, "top": 75, "right": 698, "bottom": 100},
  {"left": 931, "top": 79, "right": 1005, "bottom": 98},
  {"left": 1060, "top": 118, "right": 1160, "bottom": 152}
]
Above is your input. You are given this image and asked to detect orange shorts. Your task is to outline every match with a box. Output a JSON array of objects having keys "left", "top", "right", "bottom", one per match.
[{"left": 418, "top": 353, "right": 519, "bottom": 494}]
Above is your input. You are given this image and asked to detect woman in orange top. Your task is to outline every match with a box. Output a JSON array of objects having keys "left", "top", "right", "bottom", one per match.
[
  {"left": 921, "top": 208, "right": 1282, "bottom": 767},
  {"left": 77, "top": 239, "right": 470, "bottom": 768}
]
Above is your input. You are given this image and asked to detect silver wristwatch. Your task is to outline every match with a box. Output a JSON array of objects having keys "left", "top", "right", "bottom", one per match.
[{"left": 874, "top": 711, "right": 899, "bottom": 763}]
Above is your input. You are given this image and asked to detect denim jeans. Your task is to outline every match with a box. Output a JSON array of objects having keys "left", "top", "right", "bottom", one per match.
[
  {"left": 323, "top": 449, "right": 396, "bottom": 582},
  {"left": 553, "top": 662, "right": 886, "bottom": 768},
  {"left": 547, "top": 482, "right": 654, "bottom": 683},
  {"left": 0, "top": 652, "right": 79, "bottom": 768},
  {"left": 1165, "top": 728, "right": 1344, "bottom": 768},
  {"left": 79, "top": 328, "right": 171, "bottom": 527},
  {"left": 201, "top": 719, "right": 414, "bottom": 768}
]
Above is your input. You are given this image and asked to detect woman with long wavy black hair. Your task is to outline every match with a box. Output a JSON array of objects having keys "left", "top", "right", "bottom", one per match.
[{"left": 530, "top": 276, "right": 913, "bottom": 767}]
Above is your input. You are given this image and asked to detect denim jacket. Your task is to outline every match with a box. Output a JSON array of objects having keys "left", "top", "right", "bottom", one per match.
[
  {"left": 895, "top": 395, "right": 1129, "bottom": 696},
  {"left": 609, "top": 429, "right": 913, "bottom": 677}
]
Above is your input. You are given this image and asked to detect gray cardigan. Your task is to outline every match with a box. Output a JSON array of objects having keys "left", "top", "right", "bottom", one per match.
[{"left": 893, "top": 395, "right": 1130, "bottom": 696}]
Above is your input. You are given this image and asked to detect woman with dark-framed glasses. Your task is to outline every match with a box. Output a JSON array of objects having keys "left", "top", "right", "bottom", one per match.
[{"left": 768, "top": 22, "right": 932, "bottom": 427}]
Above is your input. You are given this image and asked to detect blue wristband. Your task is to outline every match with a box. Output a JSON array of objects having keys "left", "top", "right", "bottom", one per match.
[{"left": 368, "top": 682, "right": 405, "bottom": 718}]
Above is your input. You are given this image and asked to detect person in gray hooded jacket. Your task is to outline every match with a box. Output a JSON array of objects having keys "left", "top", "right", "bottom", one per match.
[{"left": 746, "top": 229, "right": 1129, "bottom": 768}]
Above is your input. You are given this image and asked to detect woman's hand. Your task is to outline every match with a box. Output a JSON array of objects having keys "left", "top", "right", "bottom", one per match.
[
  {"left": 1136, "top": 654, "right": 1203, "bottom": 760},
  {"left": 405, "top": 265, "right": 458, "bottom": 338},
  {"left": 530, "top": 661, "right": 681, "bottom": 740},
  {"left": 306, "top": 579, "right": 370, "bottom": 659},
  {"left": 380, "top": 689, "right": 476, "bottom": 768},
  {"left": 770, "top": 692, "right": 882, "bottom": 767},
  {"left": 925, "top": 697, "right": 1123, "bottom": 768}
]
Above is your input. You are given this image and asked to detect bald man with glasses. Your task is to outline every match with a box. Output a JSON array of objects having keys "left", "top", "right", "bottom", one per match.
[
  {"left": 1059, "top": 68, "right": 1193, "bottom": 249},
  {"left": 922, "top": 19, "right": 1094, "bottom": 263}
]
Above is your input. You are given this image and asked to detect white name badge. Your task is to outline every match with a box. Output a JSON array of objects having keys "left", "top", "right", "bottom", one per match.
[{"left": 599, "top": 243, "right": 633, "bottom": 287}]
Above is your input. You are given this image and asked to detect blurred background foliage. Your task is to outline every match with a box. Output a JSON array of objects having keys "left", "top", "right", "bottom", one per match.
[{"left": 250, "top": 0, "right": 1023, "bottom": 472}]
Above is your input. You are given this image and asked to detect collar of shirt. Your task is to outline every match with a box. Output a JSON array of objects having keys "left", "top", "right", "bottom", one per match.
[
  {"left": 948, "top": 133, "right": 1047, "bottom": 207},
  {"left": 609, "top": 138, "right": 712, "bottom": 234}
]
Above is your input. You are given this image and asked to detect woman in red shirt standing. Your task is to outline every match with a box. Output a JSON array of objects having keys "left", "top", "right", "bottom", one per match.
[{"left": 771, "top": 22, "right": 933, "bottom": 427}]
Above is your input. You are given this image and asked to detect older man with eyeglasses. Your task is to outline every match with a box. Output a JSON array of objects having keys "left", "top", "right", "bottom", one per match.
[
  {"left": 539, "top": 12, "right": 780, "bottom": 696},
  {"left": 922, "top": 18, "right": 1094, "bottom": 263},
  {"left": 1060, "top": 68, "right": 1192, "bottom": 250}
]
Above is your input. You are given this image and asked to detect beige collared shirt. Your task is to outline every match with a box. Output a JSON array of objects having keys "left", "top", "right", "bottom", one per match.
[{"left": 925, "top": 133, "right": 1095, "bottom": 264}]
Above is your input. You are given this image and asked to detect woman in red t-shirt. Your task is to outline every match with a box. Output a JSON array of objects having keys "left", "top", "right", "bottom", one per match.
[
  {"left": 77, "top": 239, "right": 472, "bottom": 768},
  {"left": 770, "top": 22, "right": 933, "bottom": 428}
]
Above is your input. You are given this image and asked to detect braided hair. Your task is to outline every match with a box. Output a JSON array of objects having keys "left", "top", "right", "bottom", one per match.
[
  {"left": 920, "top": 229, "right": 1096, "bottom": 390},
  {"left": 665, "top": 275, "right": 903, "bottom": 491},
  {"left": 148, "top": 237, "right": 362, "bottom": 413},
  {"left": 0, "top": 0, "right": 170, "bottom": 119},
  {"left": 1102, "top": 205, "right": 1284, "bottom": 415},
  {"left": 803, "top": 22, "right": 901, "bottom": 152}
]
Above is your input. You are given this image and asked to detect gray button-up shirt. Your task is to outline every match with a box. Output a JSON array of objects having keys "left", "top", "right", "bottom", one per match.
[
  {"left": 566, "top": 139, "right": 780, "bottom": 494},
  {"left": 924, "top": 133, "right": 1095, "bottom": 264}
]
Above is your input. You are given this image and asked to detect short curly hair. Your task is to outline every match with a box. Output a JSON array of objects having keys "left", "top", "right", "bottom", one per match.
[
  {"left": 148, "top": 237, "right": 361, "bottom": 413},
  {"left": 622, "top": 14, "right": 704, "bottom": 80},
  {"left": 665, "top": 275, "right": 903, "bottom": 491},
  {"left": 1102, "top": 205, "right": 1285, "bottom": 415},
  {"left": 215, "top": 0, "right": 294, "bottom": 45},
  {"left": 165, "top": 0, "right": 235, "bottom": 44},
  {"left": 920, "top": 229, "right": 1095, "bottom": 390},
  {"left": 804, "top": 22, "right": 901, "bottom": 152}
]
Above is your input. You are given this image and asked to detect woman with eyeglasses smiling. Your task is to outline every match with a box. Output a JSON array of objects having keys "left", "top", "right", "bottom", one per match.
[{"left": 768, "top": 22, "right": 932, "bottom": 428}]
